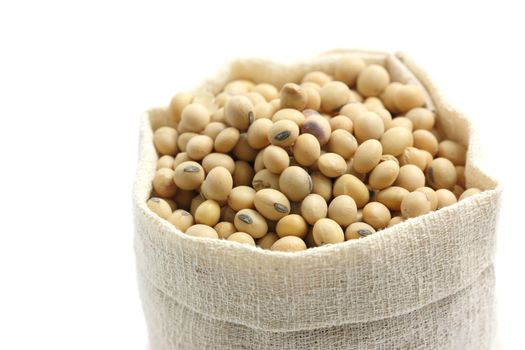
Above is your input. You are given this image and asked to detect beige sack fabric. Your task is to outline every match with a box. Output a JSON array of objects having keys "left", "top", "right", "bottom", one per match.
[{"left": 133, "top": 49, "right": 501, "bottom": 350}]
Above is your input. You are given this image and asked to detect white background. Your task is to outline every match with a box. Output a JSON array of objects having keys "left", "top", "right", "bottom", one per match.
[{"left": 0, "top": 1, "right": 523, "bottom": 349}]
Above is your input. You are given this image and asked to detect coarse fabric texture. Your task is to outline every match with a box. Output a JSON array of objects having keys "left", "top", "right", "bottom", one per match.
[{"left": 133, "top": 49, "right": 501, "bottom": 350}]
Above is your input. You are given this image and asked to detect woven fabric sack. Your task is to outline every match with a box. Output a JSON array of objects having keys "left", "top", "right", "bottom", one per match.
[{"left": 133, "top": 49, "right": 501, "bottom": 350}]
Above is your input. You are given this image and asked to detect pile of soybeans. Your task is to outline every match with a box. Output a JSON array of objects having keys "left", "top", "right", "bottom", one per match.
[{"left": 147, "top": 57, "right": 481, "bottom": 252}]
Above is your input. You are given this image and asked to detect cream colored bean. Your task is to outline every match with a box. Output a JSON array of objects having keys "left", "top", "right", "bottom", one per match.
[
  {"left": 293, "top": 133, "right": 321, "bottom": 167},
  {"left": 233, "top": 160, "right": 255, "bottom": 187},
  {"left": 244, "top": 92, "right": 266, "bottom": 106},
  {"left": 362, "top": 202, "right": 391, "bottom": 229},
  {"left": 234, "top": 209, "right": 268, "bottom": 239},
  {"left": 247, "top": 118, "right": 272, "bottom": 149},
  {"left": 201, "top": 167, "right": 233, "bottom": 202},
  {"left": 413, "top": 129, "right": 439, "bottom": 156},
  {"left": 201, "top": 153, "right": 235, "bottom": 175},
  {"left": 357, "top": 64, "right": 390, "bottom": 97},
  {"left": 224, "top": 80, "right": 253, "bottom": 95},
  {"left": 353, "top": 139, "right": 383, "bottom": 173},
  {"left": 300, "top": 193, "right": 328, "bottom": 225},
  {"left": 393, "top": 84, "right": 425, "bottom": 113},
  {"left": 168, "top": 92, "right": 193, "bottom": 123},
  {"left": 405, "top": 108, "right": 435, "bottom": 130},
  {"left": 395, "top": 164, "right": 426, "bottom": 191},
  {"left": 254, "top": 102, "right": 274, "bottom": 120},
  {"left": 302, "top": 71, "right": 332, "bottom": 86},
  {"left": 320, "top": 81, "right": 350, "bottom": 112},
  {"left": 252, "top": 83, "right": 279, "bottom": 101},
  {"left": 174, "top": 161, "right": 205, "bottom": 190},
  {"left": 364, "top": 97, "right": 385, "bottom": 111},
  {"left": 186, "top": 135, "right": 213, "bottom": 160},
  {"left": 438, "top": 140, "right": 467, "bottom": 166},
  {"left": 214, "top": 127, "right": 240, "bottom": 153},
  {"left": 268, "top": 119, "right": 299, "bottom": 147},
  {"left": 252, "top": 169, "right": 279, "bottom": 191},
  {"left": 311, "top": 172, "right": 332, "bottom": 202},
  {"left": 345, "top": 222, "right": 376, "bottom": 240},
  {"left": 400, "top": 191, "right": 431, "bottom": 218},
  {"left": 279, "top": 166, "right": 312, "bottom": 201},
  {"left": 147, "top": 197, "right": 172, "bottom": 220},
  {"left": 186, "top": 224, "right": 219, "bottom": 239},
  {"left": 257, "top": 232, "right": 279, "bottom": 249},
  {"left": 253, "top": 188, "right": 291, "bottom": 221},
  {"left": 228, "top": 186, "right": 256, "bottom": 211},
  {"left": 276, "top": 214, "right": 308, "bottom": 238},
  {"left": 398, "top": 147, "right": 427, "bottom": 171},
  {"left": 389, "top": 117, "right": 413, "bottom": 131},
  {"left": 368, "top": 160, "right": 400, "bottom": 190},
  {"left": 214, "top": 221, "right": 236, "bottom": 239},
  {"left": 210, "top": 107, "right": 225, "bottom": 122},
  {"left": 328, "top": 195, "right": 357, "bottom": 227},
  {"left": 375, "top": 108, "right": 393, "bottom": 130},
  {"left": 153, "top": 127, "right": 178, "bottom": 155},
  {"left": 329, "top": 115, "right": 353, "bottom": 132},
  {"left": 224, "top": 95, "right": 254, "bottom": 131},
  {"left": 339, "top": 102, "right": 368, "bottom": 121},
  {"left": 317, "top": 153, "right": 347, "bottom": 178},
  {"left": 168, "top": 209, "right": 194, "bottom": 232},
  {"left": 180, "top": 103, "right": 210, "bottom": 132},
  {"left": 271, "top": 236, "right": 307, "bottom": 252},
  {"left": 227, "top": 232, "right": 256, "bottom": 246},
  {"left": 302, "top": 86, "right": 321, "bottom": 110},
  {"left": 380, "top": 126, "right": 413, "bottom": 156},
  {"left": 426, "top": 157, "right": 457, "bottom": 190},
  {"left": 436, "top": 189, "right": 457, "bottom": 208},
  {"left": 203, "top": 122, "right": 227, "bottom": 140},
  {"left": 387, "top": 216, "right": 404, "bottom": 227},
  {"left": 333, "top": 174, "right": 369, "bottom": 208},
  {"left": 254, "top": 150, "right": 265, "bottom": 173},
  {"left": 335, "top": 57, "right": 366, "bottom": 87},
  {"left": 272, "top": 108, "right": 305, "bottom": 126},
  {"left": 301, "top": 114, "right": 332, "bottom": 145},
  {"left": 380, "top": 82, "right": 402, "bottom": 114},
  {"left": 153, "top": 168, "right": 178, "bottom": 197},
  {"left": 354, "top": 112, "right": 385, "bottom": 143},
  {"left": 280, "top": 83, "right": 307, "bottom": 110},
  {"left": 194, "top": 199, "right": 221, "bottom": 226},
  {"left": 157, "top": 155, "right": 174, "bottom": 170},
  {"left": 327, "top": 130, "right": 358, "bottom": 159},
  {"left": 263, "top": 145, "right": 290, "bottom": 174},
  {"left": 415, "top": 187, "right": 438, "bottom": 210},
  {"left": 313, "top": 218, "right": 344, "bottom": 245},
  {"left": 232, "top": 133, "right": 258, "bottom": 162},
  {"left": 459, "top": 188, "right": 481, "bottom": 200}
]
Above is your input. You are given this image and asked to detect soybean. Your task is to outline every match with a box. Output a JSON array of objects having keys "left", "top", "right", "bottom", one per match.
[
  {"left": 345, "top": 222, "right": 376, "bottom": 240},
  {"left": 313, "top": 218, "right": 344, "bottom": 245},
  {"left": 328, "top": 195, "right": 357, "bottom": 227},
  {"left": 279, "top": 166, "right": 312, "bottom": 201},
  {"left": 227, "top": 232, "right": 256, "bottom": 246},
  {"left": 271, "top": 236, "right": 307, "bottom": 252}
]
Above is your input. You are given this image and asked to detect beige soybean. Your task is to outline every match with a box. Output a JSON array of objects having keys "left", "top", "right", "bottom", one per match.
[
  {"left": 169, "top": 92, "right": 193, "bottom": 123},
  {"left": 244, "top": 92, "right": 266, "bottom": 106},
  {"left": 186, "top": 135, "right": 214, "bottom": 160},
  {"left": 339, "top": 102, "right": 368, "bottom": 121},
  {"left": 311, "top": 171, "right": 333, "bottom": 202},
  {"left": 271, "top": 236, "right": 307, "bottom": 252},
  {"left": 280, "top": 83, "right": 307, "bottom": 110},
  {"left": 153, "top": 168, "right": 178, "bottom": 197},
  {"left": 234, "top": 209, "right": 268, "bottom": 239},
  {"left": 293, "top": 134, "right": 321, "bottom": 167},
  {"left": 380, "top": 126, "right": 413, "bottom": 156},
  {"left": 395, "top": 164, "right": 426, "bottom": 191},
  {"left": 303, "top": 86, "right": 321, "bottom": 110},
  {"left": 177, "top": 132, "right": 198, "bottom": 152},
  {"left": 415, "top": 187, "right": 438, "bottom": 211},
  {"left": 354, "top": 112, "right": 385, "bottom": 143},
  {"left": 393, "top": 84, "right": 425, "bottom": 113},
  {"left": 276, "top": 214, "right": 308, "bottom": 238},
  {"left": 346, "top": 158, "right": 367, "bottom": 181},
  {"left": 405, "top": 108, "right": 435, "bottom": 130},
  {"left": 364, "top": 97, "right": 385, "bottom": 111},
  {"left": 357, "top": 64, "right": 390, "bottom": 97},
  {"left": 301, "top": 114, "right": 332, "bottom": 145},
  {"left": 263, "top": 145, "right": 289, "bottom": 174},
  {"left": 380, "top": 82, "right": 403, "bottom": 114},
  {"left": 438, "top": 140, "right": 467, "bottom": 166},
  {"left": 214, "top": 127, "right": 240, "bottom": 153},
  {"left": 257, "top": 232, "right": 280, "bottom": 249},
  {"left": 194, "top": 200, "right": 221, "bottom": 226},
  {"left": 224, "top": 95, "right": 254, "bottom": 131},
  {"left": 232, "top": 133, "right": 258, "bottom": 162},
  {"left": 227, "top": 232, "right": 256, "bottom": 246},
  {"left": 400, "top": 191, "right": 431, "bottom": 219},
  {"left": 247, "top": 118, "right": 272, "bottom": 149},
  {"left": 398, "top": 147, "right": 427, "bottom": 171},
  {"left": 253, "top": 188, "right": 290, "bottom": 221},
  {"left": 362, "top": 202, "right": 391, "bottom": 229},
  {"left": 185, "top": 224, "right": 219, "bottom": 239},
  {"left": 335, "top": 57, "right": 366, "bottom": 86},
  {"left": 147, "top": 198, "right": 172, "bottom": 220},
  {"left": 153, "top": 127, "right": 178, "bottom": 156},
  {"left": 389, "top": 117, "right": 413, "bottom": 131},
  {"left": 436, "top": 189, "right": 457, "bottom": 208},
  {"left": 459, "top": 188, "right": 481, "bottom": 200},
  {"left": 157, "top": 155, "right": 174, "bottom": 170},
  {"left": 368, "top": 160, "right": 400, "bottom": 190},
  {"left": 224, "top": 80, "right": 253, "bottom": 95},
  {"left": 302, "top": 71, "right": 332, "bottom": 86},
  {"left": 268, "top": 119, "right": 299, "bottom": 147},
  {"left": 319, "top": 81, "right": 350, "bottom": 112},
  {"left": 180, "top": 103, "right": 210, "bottom": 132},
  {"left": 233, "top": 160, "right": 255, "bottom": 187},
  {"left": 345, "top": 222, "right": 376, "bottom": 240},
  {"left": 333, "top": 174, "right": 369, "bottom": 208},
  {"left": 254, "top": 102, "right": 274, "bottom": 120},
  {"left": 190, "top": 195, "right": 206, "bottom": 217},
  {"left": 272, "top": 108, "right": 305, "bottom": 126},
  {"left": 203, "top": 122, "right": 227, "bottom": 140},
  {"left": 317, "top": 153, "right": 347, "bottom": 178},
  {"left": 168, "top": 209, "right": 194, "bottom": 232},
  {"left": 210, "top": 107, "right": 225, "bottom": 122},
  {"left": 426, "top": 157, "right": 457, "bottom": 190},
  {"left": 254, "top": 150, "right": 265, "bottom": 173},
  {"left": 388, "top": 216, "right": 404, "bottom": 227},
  {"left": 252, "top": 83, "right": 279, "bottom": 101},
  {"left": 214, "top": 221, "right": 236, "bottom": 239},
  {"left": 413, "top": 129, "right": 439, "bottom": 156},
  {"left": 328, "top": 195, "right": 357, "bottom": 227},
  {"left": 353, "top": 139, "right": 383, "bottom": 173},
  {"left": 329, "top": 115, "right": 353, "bottom": 132},
  {"left": 201, "top": 167, "right": 233, "bottom": 202},
  {"left": 202, "top": 153, "right": 235, "bottom": 174},
  {"left": 252, "top": 169, "right": 280, "bottom": 191},
  {"left": 313, "top": 218, "right": 344, "bottom": 245},
  {"left": 327, "top": 130, "right": 358, "bottom": 159},
  {"left": 174, "top": 161, "right": 205, "bottom": 190},
  {"left": 228, "top": 186, "right": 256, "bottom": 211},
  {"left": 279, "top": 166, "right": 312, "bottom": 201},
  {"left": 301, "top": 193, "right": 328, "bottom": 225}
]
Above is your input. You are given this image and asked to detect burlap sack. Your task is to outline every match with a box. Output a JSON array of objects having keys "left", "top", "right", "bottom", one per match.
[{"left": 133, "top": 49, "right": 501, "bottom": 350}]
